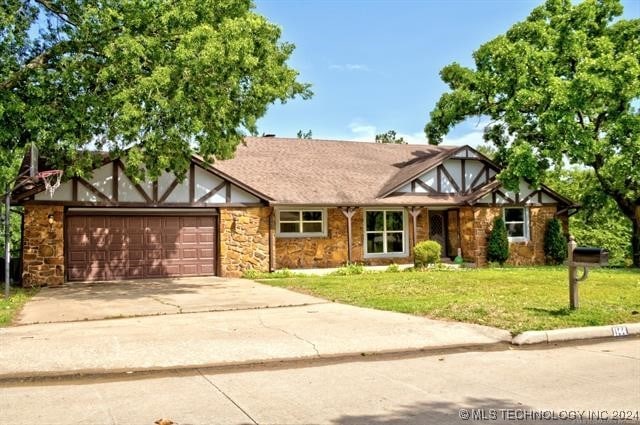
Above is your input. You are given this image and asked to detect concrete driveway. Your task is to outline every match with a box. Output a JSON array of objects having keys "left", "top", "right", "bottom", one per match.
[{"left": 15, "top": 277, "right": 325, "bottom": 325}]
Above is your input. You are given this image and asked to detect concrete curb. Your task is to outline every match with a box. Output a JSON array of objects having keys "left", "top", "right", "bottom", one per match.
[
  {"left": 2, "top": 322, "right": 637, "bottom": 383},
  {"left": 512, "top": 322, "right": 640, "bottom": 345},
  {"left": 0, "top": 341, "right": 510, "bottom": 384}
]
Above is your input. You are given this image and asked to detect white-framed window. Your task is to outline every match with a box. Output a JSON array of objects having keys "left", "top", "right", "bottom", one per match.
[
  {"left": 276, "top": 209, "right": 326, "bottom": 237},
  {"left": 504, "top": 207, "right": 529, "bottom": 241},
  {"left": 364, "top": 209, "right": 407, "bottom": 257}
]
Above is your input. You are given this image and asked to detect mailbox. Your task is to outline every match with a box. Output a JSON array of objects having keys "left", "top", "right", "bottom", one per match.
[{"left": 572, "top": 247, "right": 609, "bottom": 266}]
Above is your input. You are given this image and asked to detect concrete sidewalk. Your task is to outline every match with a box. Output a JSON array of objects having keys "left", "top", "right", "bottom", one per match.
[{"left": 0, "top": 302, "right": 511, "bottom": 380}]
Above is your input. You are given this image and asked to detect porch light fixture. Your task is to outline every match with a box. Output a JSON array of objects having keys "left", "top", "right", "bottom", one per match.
[{"left": 47, "top": 213, "right": 54, "bottom": 231}]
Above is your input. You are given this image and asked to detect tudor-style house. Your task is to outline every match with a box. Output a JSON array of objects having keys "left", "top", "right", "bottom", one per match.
[{"left": 12, "top": 137, "right": 576, "bottom": 286}]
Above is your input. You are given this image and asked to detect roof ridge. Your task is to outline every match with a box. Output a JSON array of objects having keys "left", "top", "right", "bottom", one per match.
[{"left": 243, "top": 136, "right": 460, "bottom": 149}]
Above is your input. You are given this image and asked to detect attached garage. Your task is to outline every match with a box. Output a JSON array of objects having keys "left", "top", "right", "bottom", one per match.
[
  {"left": 12, "top": 153, "right": 271, "bottom": 285},
  {"left": 66, "top": 212, "right": 217, "bottom": 281}
]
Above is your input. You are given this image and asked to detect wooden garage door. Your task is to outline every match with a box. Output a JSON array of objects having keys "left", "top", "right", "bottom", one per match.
[{"left": 67, "top": 215, "right": 216, "bottom": 281}]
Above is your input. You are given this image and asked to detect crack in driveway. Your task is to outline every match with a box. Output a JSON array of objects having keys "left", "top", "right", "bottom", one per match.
[
  {"left": 257, "top": 314, "right": 321, "bottom": 356},
  {"left": 149, "top": 296, "right": 182, "bottom": 313}
]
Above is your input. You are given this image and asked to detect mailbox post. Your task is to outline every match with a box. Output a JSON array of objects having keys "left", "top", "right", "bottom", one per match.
[{"left": 567, "top": 235, "right": 609, "bottom": 309}]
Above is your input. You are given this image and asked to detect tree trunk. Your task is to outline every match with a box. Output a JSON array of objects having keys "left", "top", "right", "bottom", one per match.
[{"left": 633, "top": 208, "right": 640, "bottom": 268}]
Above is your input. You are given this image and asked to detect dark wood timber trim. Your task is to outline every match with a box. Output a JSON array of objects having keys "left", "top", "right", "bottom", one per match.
[
  {"left": 152, "top": 181, "right": 158, "bottom": 203},
  {"left": 72, "top": 178, "right": 78, "bottom": 201},
  {"left": 439, "top": 165, "right": 460, "bottom": 193},
  {"left": 25, "top": 200, "right": 264, "bottom": 207},
  {"left": 495, "top": 189, "right": 515, "bottom": 203},
  {"left": 436, "top": 166, "right": 442, "bottom": 192},
  {"left": 515, "top": 192, "right": 520, "bottom": 203},
  {"left": 114, "top": 160, "right": 152, "bottom": 203},
  {"left": 191, "top": 156, "right": 273, "bottom": 202},
  {"left": 520, "top": 190, "right": 539, "bottom": 204},
  {"left": 112, "top": 161, "right": 118, "bottom": 202},
  {"left": 411, "top": 181, "right": 416, "bottom": 192},
  {"left": 158, "top": 178, "right": 180, "bottom": 204},
  {"left": 132, "top": 182, "right": 152, "bottom": 204},
  {"left": 415, "top": 179, "right": 438, "bottom": 194},
  {"left": 196, "top": 180, "right": 226, "bottom": 204},
  {"left": 12, "top": 185, "right": 44, "bottom": 202},
  {"left": 461, "top": 160, "right": 466, "bottom": 193},
  {"left": 474, "top": 202, "right": 559, "bottom": 207},
  {"left": 66, "top": 209, "right": 219, "bottom": 217},
  {"left": 77, "top": 177, "right": 113, "bottom": 204},
  {"left": 538, "top": 191, "right": 543, "bottom": 203},
  {"left": 225, "top": 183, "right": 231, "bottom": 203},
  {"left": 189, "top": 163, "right": 195, "bottom": 203},
  {"left": 466, "top": 165, "right": 487, "bottom": 194},
  {"left": 492, "top": 192, "right": 496, "bottom": 204}
]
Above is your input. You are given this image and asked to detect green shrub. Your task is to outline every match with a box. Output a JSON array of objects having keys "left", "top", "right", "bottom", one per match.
[
  {"left": 544, "top": 218, "right": 567, "bottom": 264},
  {"left": 414, "top": 241, "right": 442, "bottom": 267},
  {"left": 331, "top": 262, "right": 365, "bottom": 276},
  {"left": 487, "top": 217, "right": 509, "bottom": 265}
]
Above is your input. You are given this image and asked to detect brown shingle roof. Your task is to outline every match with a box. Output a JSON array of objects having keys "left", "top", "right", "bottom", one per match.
[{"left": 211, "top": 137, "right": 457, "bottom": 205}]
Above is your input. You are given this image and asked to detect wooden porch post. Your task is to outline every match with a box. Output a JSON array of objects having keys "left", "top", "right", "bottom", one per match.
[
  {"left": 408, "top": 207, "right": 422, "bottom": 248},
  {"left": 340, "top": 207, "right": 357, "bottom": 263}
]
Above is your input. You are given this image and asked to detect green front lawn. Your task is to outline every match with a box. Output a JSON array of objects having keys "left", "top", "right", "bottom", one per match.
[
  {"left": 262, "top": 267, "right": 640, "bottom": 334},
  {"left": 0, "top": 288, "right": 37, "bottom": 327}
]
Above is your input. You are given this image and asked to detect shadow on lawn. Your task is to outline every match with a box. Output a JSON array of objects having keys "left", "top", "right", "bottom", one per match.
[{"left": 524, "top": 307, "right": 572, "bottom": 317}]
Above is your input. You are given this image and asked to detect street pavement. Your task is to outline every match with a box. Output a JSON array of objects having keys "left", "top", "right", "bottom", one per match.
[{"left": 1, "top": 339, "right": 638, "bottom": 425}]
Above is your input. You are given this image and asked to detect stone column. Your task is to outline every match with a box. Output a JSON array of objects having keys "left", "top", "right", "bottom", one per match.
[{"left": 22, "top": 205, "right": 64, "bottom": 287}]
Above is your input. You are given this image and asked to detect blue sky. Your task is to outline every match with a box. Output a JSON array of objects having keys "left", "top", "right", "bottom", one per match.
[{"left": 254, "top": 0, "right": 640, "bottom": 145}]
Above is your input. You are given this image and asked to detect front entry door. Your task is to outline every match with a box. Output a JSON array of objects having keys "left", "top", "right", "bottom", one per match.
[{"left": 428, "top": 211, "right": 446, "bottom": 256}]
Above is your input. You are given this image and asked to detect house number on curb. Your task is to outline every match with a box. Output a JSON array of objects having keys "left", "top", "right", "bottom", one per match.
[{"left": 611, "top": 326, "right": 628, "bottom": 337}]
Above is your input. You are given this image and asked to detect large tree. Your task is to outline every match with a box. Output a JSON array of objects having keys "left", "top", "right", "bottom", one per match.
[
  {"left": 1, "top": 0, "right": 311, "bottom": 182},
  {"left": 375, "top": 130, "right": 406, "bottom": 144},
  {"left": 425, "top": 0, "right": 640, "bottom": 266}
]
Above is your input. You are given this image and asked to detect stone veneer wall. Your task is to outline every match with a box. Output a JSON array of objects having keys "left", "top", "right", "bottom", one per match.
[
  {"left": 459, "top": 207, "right": 476, "bottom": 262},
  {"left": 218, "top": 207, "right": 271, "bottom": 277},
  {"left": 22, "top": 205, "right": 65, "bottom": 287},
  {"left": 461, "top": 205, "right": 558, "bottom": 267},
  {"left": 275, "top": 207, "right": 430, "bottom": 269}
]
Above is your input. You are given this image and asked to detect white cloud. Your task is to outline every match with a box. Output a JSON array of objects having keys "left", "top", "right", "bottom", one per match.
[
  {"left": 329, "top": 63, "right": 370, "bottom": 72},
  {"left": 396, "top": 131, "right": 429, "bottom": 145},
  {"left": 443, "top": 130, "right": 485, "bottom": 147},
  {"left": 346, "top": 121, "right": 429, "bottom": 145},
  {"left": 343, "top": 119, "right": 487, "bottom": 148},
  {"left": 348, "top": 121, "right": 377, "bottom": 141}
]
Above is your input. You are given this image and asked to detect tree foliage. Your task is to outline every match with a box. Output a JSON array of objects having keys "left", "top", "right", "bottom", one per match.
[
  {"left": 375, "top": 130, "right": 406, "bottom": 144},
  {"left": 296, "top": 129, "right": 312, "bottom": 139},
  {"left": 1, "top": 0, "right": 311, "bottom": 182},
  {"left": 425, "top": 0, "right": 640, "bottom": 266},
  {"left": 546, "top": 168, "right": 631, "bottom": 266},
  {"left": 487, "top": 217, "right": 509, "bottom": 265},
  {"left": 544, "top": 218, "right": 567, "bottom": 265}
]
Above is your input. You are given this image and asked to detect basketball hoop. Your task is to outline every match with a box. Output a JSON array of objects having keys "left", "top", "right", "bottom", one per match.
[{"left": 36, "top": 170, "right": 63, "bottom": 198}]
